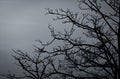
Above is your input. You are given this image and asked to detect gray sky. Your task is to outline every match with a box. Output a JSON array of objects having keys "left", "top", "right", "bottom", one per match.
[
  {"left": 0, "top": 0, "right": 115, "bottom": 77},
  {"left": 0, "top": 0, "right": 78, "bottom": 75}
]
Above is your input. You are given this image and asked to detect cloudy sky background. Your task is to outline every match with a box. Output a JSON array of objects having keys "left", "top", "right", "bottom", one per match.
[{"left": 0, "top": 0, "right": 79, "bottom": 74}]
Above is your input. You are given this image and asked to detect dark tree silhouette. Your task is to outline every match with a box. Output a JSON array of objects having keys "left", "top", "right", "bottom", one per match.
[{"left": 1, "top": 0, "right": 119, "bottom": 79}]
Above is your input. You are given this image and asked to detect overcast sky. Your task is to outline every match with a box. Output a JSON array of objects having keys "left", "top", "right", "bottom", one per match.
[{"left": 0, "top": 0, "right": 79, "bottom": 75}]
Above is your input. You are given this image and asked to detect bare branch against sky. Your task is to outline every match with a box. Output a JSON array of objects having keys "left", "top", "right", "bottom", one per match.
[
  {"left": 0, "top": 0, "right": 75, "bottom": 74},
  {"left": 0, "top": 0, "right": 119, "bottom": 79}
]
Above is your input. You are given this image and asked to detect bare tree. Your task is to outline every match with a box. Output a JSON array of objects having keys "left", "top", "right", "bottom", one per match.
[{"left": 1, "top": 0, "right": 119, "bottom": 79}]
